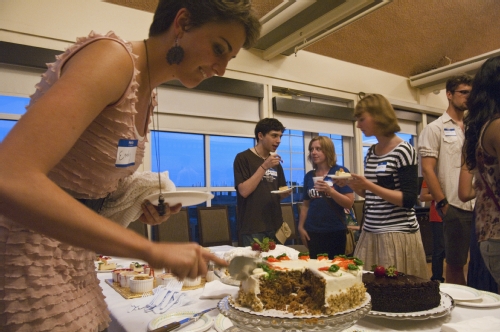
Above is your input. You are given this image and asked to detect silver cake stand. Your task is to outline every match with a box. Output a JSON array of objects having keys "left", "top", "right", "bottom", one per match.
[{"left": 217, "top": 294, "right": 371, "bottom": 332}]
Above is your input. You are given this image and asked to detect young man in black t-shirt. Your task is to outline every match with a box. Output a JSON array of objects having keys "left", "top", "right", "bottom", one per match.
[{"left": 233, "top": 118, "right": 291, "bottom": 246}]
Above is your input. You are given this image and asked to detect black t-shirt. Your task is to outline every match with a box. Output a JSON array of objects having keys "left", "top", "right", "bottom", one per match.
[{"left": 233, "top": 149, "right": 286, "bottom": 235}]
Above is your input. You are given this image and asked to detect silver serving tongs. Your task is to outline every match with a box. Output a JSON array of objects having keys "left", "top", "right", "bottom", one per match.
[
  {"left": 227, "top": 256, "right": 267, "bottom": 281},
  {"left": 149, "top": 307, "right": 217, "bottom": 332}
]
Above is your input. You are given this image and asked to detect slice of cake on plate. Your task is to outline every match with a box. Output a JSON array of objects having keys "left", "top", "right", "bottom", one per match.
[{"left": 97, "top": 256, "right": 116, "bottom": 271}]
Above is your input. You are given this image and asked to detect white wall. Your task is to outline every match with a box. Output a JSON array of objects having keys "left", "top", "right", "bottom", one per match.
[{"left": 0, "top": 0, "right": 447, "bottom": 113}]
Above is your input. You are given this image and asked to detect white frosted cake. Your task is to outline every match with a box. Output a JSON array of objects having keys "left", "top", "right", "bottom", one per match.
[
  {"left": 236, "top": 255, "right": 366, "bottom": 315},
  {"left": 223, "top": 244, "right": 301, "bottom": 261}
]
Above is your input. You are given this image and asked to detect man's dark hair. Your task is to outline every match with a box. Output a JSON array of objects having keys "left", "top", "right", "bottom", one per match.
[
  {"left": 254, "top": 118, "right": 285, "bottom": 141},
  {"left": 445, "top": 73, "right": 473, "bottom": 93}
]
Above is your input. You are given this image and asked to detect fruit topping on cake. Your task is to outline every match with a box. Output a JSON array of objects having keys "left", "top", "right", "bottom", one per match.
[
  {"left": 298, "top": 252, "right": 310, "bottom": 260},
  {"left": 371, "top": 264, "right": 401, "bottom": 278},
  {"left": 250, "top": 237, "right": 276, "bottom": 252}
]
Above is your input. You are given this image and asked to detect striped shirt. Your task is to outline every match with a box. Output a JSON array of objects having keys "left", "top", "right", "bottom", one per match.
[{"left": 363, "top": 141, "right": 420, "bottom": 233}]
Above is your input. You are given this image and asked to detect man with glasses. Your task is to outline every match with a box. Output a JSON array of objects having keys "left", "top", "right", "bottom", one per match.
[{"left": 418, "top": 74, "right": 474, "bottom": 285}]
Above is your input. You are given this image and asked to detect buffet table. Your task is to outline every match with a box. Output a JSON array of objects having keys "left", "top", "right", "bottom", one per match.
[{"left": 98, "top": 245, "right": 500, "bottom": 332}]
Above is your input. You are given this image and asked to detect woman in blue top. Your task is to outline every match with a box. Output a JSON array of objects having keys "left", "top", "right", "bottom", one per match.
[{"left": 298, "top": 136, "right": 354, "bottom": 259}]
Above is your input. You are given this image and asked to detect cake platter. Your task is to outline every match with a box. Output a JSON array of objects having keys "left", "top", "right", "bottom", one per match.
[
  {"left": 367, "top": 292, "right": 455, "bottom": 320},
  {"left": 217, "top": 294, "right": 371, "bottom": 332}
]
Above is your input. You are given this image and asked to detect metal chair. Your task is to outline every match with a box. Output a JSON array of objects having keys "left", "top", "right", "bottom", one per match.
[
  {"left": 154, "top": 207, "right": 191, "bottom": 243},
  {"left": 197, "top": 205, "right": 232, "bottom": 247}
]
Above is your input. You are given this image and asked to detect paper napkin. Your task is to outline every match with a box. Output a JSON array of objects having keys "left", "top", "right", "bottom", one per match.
[{"left": 200, "top": 280, "right": 238, "bottom": 299}]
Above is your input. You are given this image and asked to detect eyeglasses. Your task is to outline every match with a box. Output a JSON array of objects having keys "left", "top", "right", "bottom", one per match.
[{"left": 454, "top": 90, "right": 471, "bottom": 95}]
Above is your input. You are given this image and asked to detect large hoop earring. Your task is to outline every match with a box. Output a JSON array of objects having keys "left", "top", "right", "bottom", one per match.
[{"left": 166, "top": 38, "right": 184, "bottom": 65}]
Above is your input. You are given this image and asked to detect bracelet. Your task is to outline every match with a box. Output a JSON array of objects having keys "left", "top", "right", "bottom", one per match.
[
  {"left": 436, "top": 197, "right": 448, "bottom": 209},
  {"left": 260, "top": 165, "right": 267, "bottom": 171}
]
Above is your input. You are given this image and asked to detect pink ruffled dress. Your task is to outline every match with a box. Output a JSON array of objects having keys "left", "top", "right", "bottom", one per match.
[{"left": 0, "top": 31, "right": 153, "bottom": 332}]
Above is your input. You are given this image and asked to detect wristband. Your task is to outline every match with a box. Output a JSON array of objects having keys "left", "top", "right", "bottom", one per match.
[
  {"left": 260, "top": 165, "right": 267, "bottom": 171},
  {"left": 436, "top": 198, "right": 448, "bottom": 209}
]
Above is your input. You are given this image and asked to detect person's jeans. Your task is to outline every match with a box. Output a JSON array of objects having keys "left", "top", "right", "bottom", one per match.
[{"left": 431, "top": 222, "right": 445, "bottom": 282}]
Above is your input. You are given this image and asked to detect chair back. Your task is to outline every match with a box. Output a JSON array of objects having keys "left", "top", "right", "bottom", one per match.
[
  {"left": 127, "top": 220, "right": 148, "bottom": 238},
  {"left": 281, "top": 203, "right": 299, "bottom": 244},
  {"left": 156, "top": 208, "right": 191, "bottom": 242},
  {"left": 353, "top": 200, "right": 365, "bottom": 229},
  {"left": 197, "top": 205, "right": 232, "bottom": 247}
]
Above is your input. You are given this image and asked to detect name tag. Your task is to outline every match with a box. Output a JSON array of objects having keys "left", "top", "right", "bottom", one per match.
[
  {"left": 444, "top": 128, "right": 456, "bottom": 136},
  {"left": 376, "top": 162, "right": 387, "bottom": 173},
  {"left": 115, "top": 139, "right": 138, "bottom": 167}
]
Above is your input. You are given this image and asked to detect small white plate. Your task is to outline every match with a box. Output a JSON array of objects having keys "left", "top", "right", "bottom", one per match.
[
  {"left": 328, "top": 174, "right": 353, "bottom": 179},
  {"left": 214, "top": 313, "right": 233, "bottom": 332},
  {"left": 456, "top": 290, "right": 500, "bottom": 308},
  {"left": 440, "top": 283, "right": 482, "bottom": 301},
  {"left": 148, "top": 311, "right": 214, "bottom": 332},
  {"left": 145, "top": 191, "right": 214, "bottom": 207},
  {"left": 270, "top": 188, "right": 293, "bottom": 194}
]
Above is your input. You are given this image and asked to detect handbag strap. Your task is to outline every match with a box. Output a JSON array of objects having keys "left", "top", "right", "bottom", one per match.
[
  {"left": 322, "top": 195, "right": 348, "bottom": 226},
  {"left": 478, "top": 170, "right": 500, "bottom": 211}
]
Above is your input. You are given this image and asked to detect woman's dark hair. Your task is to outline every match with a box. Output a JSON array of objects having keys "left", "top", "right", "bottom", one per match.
[
  {"left": 463, "top": 56, "right": 500, "bottom": 170},
  {"left": 149, "top": 0, "right": 261, "bottom": 49},
  {"left": 254, "top": 118, "right": 285, "bottom": 141}
]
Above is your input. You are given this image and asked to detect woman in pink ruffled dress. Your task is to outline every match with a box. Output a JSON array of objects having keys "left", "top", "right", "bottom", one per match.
[{"left": 0, "top": 1, "right": 260, "bottom": 331}]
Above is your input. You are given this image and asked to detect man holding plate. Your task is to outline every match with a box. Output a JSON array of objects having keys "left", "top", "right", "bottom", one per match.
[{"left": 233, "top": 118, "right": 291, "bottom": 246}]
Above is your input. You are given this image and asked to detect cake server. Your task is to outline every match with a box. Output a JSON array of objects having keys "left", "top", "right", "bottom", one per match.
[
  {"left": 228, "top": 256, "right": 267, "bottom": 281},
  {"left": 149, "top": 307, "right": 217, "bottom": 332}
]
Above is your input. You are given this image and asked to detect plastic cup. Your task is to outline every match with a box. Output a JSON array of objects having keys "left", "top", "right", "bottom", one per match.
[{"left": 313, "top": 176, "right": 324, "bottom": 184}]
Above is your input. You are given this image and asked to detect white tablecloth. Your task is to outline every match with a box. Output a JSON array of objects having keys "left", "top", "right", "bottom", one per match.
[{"left": 98, "top": 245, "right": 500, "bottom": 332}]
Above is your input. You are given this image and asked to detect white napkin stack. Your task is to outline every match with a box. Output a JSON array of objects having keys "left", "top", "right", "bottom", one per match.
[
  {"left": 441, "top": 316, "right": 500, "bottom": 332},
  {"left": 199, "top": 280, "right": 238, "bottom": 299},
  {"left": 129, "top": 281, "right": 194, "bottom": 314}
]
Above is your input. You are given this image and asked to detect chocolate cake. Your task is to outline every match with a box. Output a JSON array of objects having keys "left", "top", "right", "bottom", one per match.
[{"left": 362, "top": 272, "right": 440, "bottom": 313}]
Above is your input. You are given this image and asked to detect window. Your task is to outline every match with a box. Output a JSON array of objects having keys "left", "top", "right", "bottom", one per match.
[
  {"left": 0, "top": 120, "right": 16, "bottom": 142},
  {"left": 0, "top": 95, "right": 29, "bottom": 142},
  {"left": 319, "top": 133, "right": 344, "bottom": 166},
  {"left": 0, "top": 95, "right": 29, "bottom": 115},
  {"left": 280, "top": 129, "right": 304, "bottom": 203},
  {"left": 361, "top": 132, "right": 415, "bottom": 164},
  {"left": 210, "top": 135, "right": 254, "bottom": 187},
  {"left": 151, "top": 130, "right": 255, "bottom": 243},
  {"left": 151, "top": 131, "right": 205, "bottom": 187}
]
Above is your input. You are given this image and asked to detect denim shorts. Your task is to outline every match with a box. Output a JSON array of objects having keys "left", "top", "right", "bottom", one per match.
[
  {"left": 480, "top": 239, "right": 500, "bottom": 284},
  {"left": 442, "top": 205, "right": 472, "bottom": 266}
]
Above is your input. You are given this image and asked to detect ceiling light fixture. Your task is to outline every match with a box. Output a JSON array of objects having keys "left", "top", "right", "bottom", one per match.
[
  {"left": 254, "top": 0, "right": 392, "bottom": 60},
  {"left": 409, "top": 48, "right": 500, "bottom": 89}
]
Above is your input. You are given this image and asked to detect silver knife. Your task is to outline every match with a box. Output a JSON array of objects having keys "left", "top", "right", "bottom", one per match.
[{"left": 150, "top": 307, "right": 217, "bottom": 332}]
